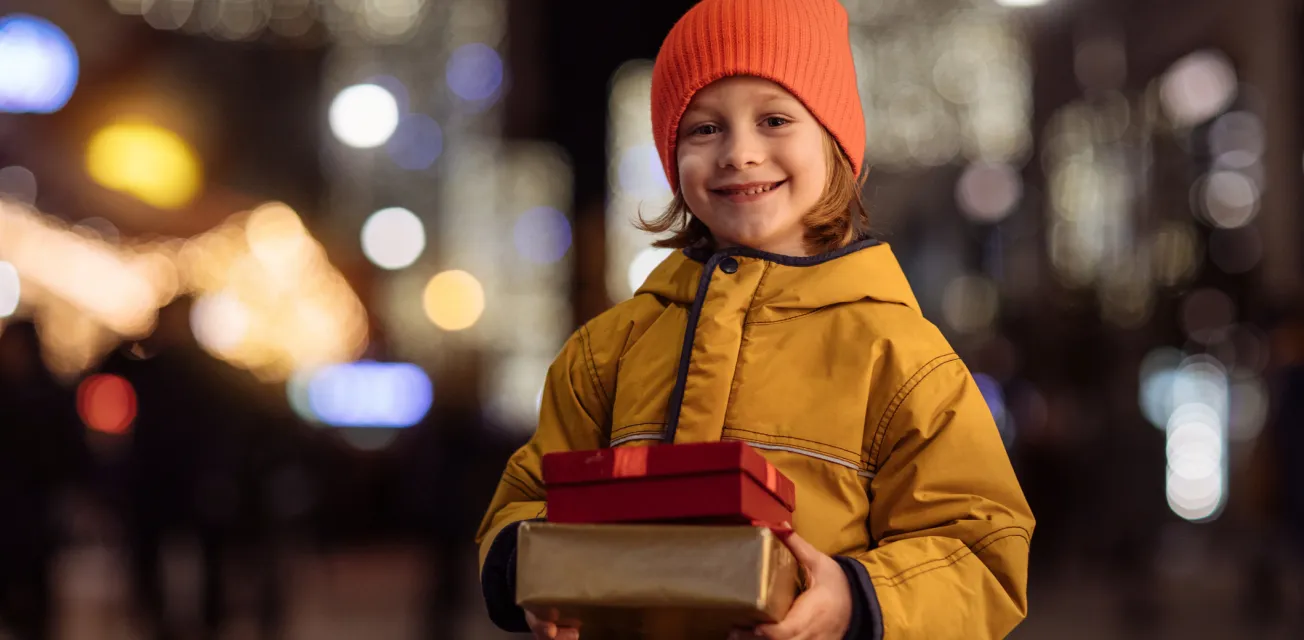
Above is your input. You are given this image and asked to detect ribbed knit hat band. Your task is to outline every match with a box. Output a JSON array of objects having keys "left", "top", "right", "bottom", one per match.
[{"left": 651, "top": 0, "right": 866, "bottom": 193}]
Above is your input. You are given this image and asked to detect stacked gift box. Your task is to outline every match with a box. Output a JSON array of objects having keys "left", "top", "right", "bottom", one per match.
[{"left": 515, "top": 441, "right": 802, "bottom": 639}]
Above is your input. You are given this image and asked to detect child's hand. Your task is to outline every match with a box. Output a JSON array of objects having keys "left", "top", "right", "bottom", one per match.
[
  {"left": 525, "top": 607, "right": 580, "bottom": 640},
  {"left": 732, "top": 530, "right": 853, "bottom": 640}
]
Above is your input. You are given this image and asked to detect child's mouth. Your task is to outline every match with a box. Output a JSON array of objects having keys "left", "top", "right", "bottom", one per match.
[{"left": 711, "top": 180, "right": 785, "bottom": 202}]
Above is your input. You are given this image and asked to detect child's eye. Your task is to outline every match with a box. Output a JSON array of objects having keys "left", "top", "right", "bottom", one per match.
[
  {"left": 690, "top": 123, "right": 720, "bottom": 136},
  {"left": 763, "top": 116, "right": 790, "bottom": 128}
]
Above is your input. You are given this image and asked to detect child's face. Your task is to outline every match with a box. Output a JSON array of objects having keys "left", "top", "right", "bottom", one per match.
[{"left": 676, "top": 76, "right": 829, "bottom": 256}]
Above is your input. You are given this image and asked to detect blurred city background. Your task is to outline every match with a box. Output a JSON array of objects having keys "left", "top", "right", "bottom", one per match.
[{"left": 0, "top": 0, "right": 1302, "bottom": 638}]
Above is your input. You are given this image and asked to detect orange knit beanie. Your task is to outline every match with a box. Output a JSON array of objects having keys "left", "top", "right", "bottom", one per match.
[{"left": 651, "top": 0, "right": 866, "bottom": 193}]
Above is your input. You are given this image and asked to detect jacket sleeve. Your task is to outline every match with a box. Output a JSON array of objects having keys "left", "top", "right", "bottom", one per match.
[
  {"left": 474, "top": 326, "right": 612, "bottom": 631},
  {"left": 844, "top": 356, "right": 1034, "bottom": 639}
]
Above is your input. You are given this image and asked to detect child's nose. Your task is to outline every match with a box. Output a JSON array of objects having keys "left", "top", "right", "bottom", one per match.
[{"left": 718, "top": 131, "right": 766, "bottom": 170}]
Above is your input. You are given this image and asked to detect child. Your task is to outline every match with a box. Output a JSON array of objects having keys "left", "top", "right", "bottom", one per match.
[{"left": 476, "top": 0, "right": 1034, "bottom": 638}]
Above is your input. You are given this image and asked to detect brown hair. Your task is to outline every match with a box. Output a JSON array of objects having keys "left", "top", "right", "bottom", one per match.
[{"left": 636, "top": 133, "right": 870, "bottom": 255}]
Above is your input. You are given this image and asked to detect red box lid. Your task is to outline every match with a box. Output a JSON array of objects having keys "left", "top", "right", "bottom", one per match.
[{"left": 541, "top": 441, "right": 797, "bottom": 512}]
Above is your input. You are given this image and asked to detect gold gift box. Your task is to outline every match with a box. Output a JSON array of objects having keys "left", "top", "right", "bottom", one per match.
[{"left": 515, "top": 522, "right": 799, "bottom": 640}]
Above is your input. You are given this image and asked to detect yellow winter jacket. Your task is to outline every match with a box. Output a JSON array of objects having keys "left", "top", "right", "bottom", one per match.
[{"left": 476, "top": 238, "right": 1034, "bottom": 638}]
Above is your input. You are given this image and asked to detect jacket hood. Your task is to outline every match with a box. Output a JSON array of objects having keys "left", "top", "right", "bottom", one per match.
[{"left": 635, "top": 238, "right": 920, "bottom": 313}]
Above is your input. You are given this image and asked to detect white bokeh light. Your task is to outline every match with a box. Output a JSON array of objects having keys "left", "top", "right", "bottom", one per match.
[
  {"left": 1160, "top": 50, "right": 1237, "bottom": 128},
  {"left": 329, "top": 83, "right": 400, "bottom": 149},
  {"left": 191, "top": 291, "right": 251, "bottom": 355},
  {"left": 956, "top": 162, "right": 1022, "bottom": 223},
  {"left": 626, "top": 247, "right": 673, "bottom": 296},
  {"left": 0, "top": 261, "right": 19, "bottom": 317},
  {"left": 361, "top": 207, "right": 426, "bottom": 270}
]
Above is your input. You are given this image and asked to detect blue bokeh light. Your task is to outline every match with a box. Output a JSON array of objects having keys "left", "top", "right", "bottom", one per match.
[
  {"left": 617, "top": 144, "right": 671, "bottom": 199},
  {"left": 972, "top": 372, "right": 1007, "bottom": 424},
  {"left": 385, "top": 114, "right": 443, "bottom": 170},
  {"left": 307, "top": 361, "right": 433, "bottom": 428},
  {"left": 445, "top": 43, "right": 503, "bottom": 103},
  {"left": 0, "top": 14, "right": 79, "bottom": 114},
  {"left": 513, "top": 206, "right": 573, "bottom": 264}
]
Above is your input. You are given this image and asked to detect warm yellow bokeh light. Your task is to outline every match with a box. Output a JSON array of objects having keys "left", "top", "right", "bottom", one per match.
[
  {"left": 86, "top": 121, "right": 202, "bottom": 209},
  {"left": 422, "top": 270, "right": 485, "bottom": 331}
]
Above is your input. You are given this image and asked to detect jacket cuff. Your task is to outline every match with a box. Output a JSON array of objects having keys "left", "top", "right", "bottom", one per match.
[
  {"left": 834, "top": 556, "right": 884, "bottom": 640},
  {"left": 480, "top": 520, "right": 531, "bottom": 632}
]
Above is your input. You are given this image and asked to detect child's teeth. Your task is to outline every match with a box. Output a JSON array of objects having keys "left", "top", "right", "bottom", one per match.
[{"left": 733, "top": 183, "right": 774, "bottom": 195}]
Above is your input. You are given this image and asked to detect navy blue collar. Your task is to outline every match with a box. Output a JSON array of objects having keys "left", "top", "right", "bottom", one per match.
[{"left": 682, "top": 235, "right": 882, "bottom": 267}]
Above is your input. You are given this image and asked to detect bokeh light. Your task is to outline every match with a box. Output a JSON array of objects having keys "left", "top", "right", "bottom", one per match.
[
  {"left": 1151, "top": 221, "right": 1201, "bottom": 287},
  {"left": 385, "top": 114, "right": 443, "bottom": 170},
  {"left": 360, "top": 0, "right": 428, "bottom": 42},
  {"left": 617, "top": 144, "right": 672, "bottom": 201},
  {"left": 0, "top": 262, "right": 19, "bottom": 317},
  {"left": 191, "top": 291, "right": 251, "bottom": 356},
  {"left": 86, "top": 121, "right": 202, "bottom": 209},
  {"left": 973, "top": 372, "right": 1015, "bottom": 449},
  {"left": 77, "top": 374, "right": 138, "bottom": 435},
  {"left": 1197, "top": 171, "right": 1259, "bottom": 229},
  {"left": 1140, "top": 347, "right": 1184, "bottom": 429},
  {"left": 1209, "top": 111, "right": 1264, "bottom": 169},
  {"left": 361, "top": 207, "right": 426, "bottom": 270},
  {"left": 306, "top": 361, "right": 433, "bottom": 428},
  {"left": 1228, "top": 374, "right": 1269, "bottom": 442},
  {"left": 512, "top": 206, "right": 572, "bottom": 264},
  {"left": 141, "top": 0, "right": 196, "bottom": 31},
  {"left": 422, "top": 270, "right": 485, "bottom": 331},
  {"left": 955, "top": 162, "right": 1022, "bottom": 223},
  {"left": 0, "top": 165, "right": 37, "bottom": 204},
  {"left": 1159, "top": 50, "right": 1237, "bottom": 127},
  {"left": 446, "top": 43, "right": 504, "bottom": 103},
  {"left": 0, "top": 14, "right": 79, "bottom": 114},
  {"left": 329, "top": 83, "right": 400, "bottom": 148},
  {"left": 626, "top": 247, "right": 673, "bottom": 297},
  {"left": 286, "top": 367, "right": 320, "bottom": 425},
  {"left": 245, "top": 202, "right": 313, "bottom": 274},
  {"left": 942, "top": 274, "right": 1000, "bottom": 334},
  {"left": 1163, "top": 355, "right": 1229, "bottom": 522}
]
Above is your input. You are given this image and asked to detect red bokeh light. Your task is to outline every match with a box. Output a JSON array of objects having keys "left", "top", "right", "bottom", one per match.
[{"left": 77, "top": 373, "right": 137, "bottom": 435}]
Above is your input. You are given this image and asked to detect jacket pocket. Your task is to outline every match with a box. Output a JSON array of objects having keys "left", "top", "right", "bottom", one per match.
[
  {"left": 609, "top": 422, "right": 665, "bottom": 447},
  {"left": 722, "top": 428, "right": 874, "bottom": 479}
]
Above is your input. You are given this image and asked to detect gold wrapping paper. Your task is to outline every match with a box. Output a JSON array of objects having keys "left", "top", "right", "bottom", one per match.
[{"left": 516, "top": 522, "right": 800, "bottom": 640}]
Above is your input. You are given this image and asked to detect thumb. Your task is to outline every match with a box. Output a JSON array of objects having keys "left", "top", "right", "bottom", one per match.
[{"left": 779, "top": 530, "right": 824, "bottom": 568}]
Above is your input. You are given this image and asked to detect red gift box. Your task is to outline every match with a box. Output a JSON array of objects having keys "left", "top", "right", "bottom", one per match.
[{"left": 541, "top": 441, "right": 797, "bottom": 526}]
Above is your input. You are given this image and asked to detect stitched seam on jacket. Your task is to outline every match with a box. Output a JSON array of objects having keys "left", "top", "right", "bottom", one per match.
[
  {"left": 868, "top": 354, "right": 960, "bottom": 470},
  {"left": 870, "top": 532, "right": 1031, "bottom": 589},
  {"left": 870, "top": 528, "right": 1032, "bottom": 588},
  {"left": 611, "top": 422, "right": 666, "bottom": 437},
  {"left": 502, "top": 472, "right": 543, "bottom": 502},
  {"left": 723, "top": 426, "right": 861, "bottom": 458},
  {"left": 501, "top": 476, "right": 539, "bottom": 502},
  {"left": 971, "top": 525, "right": 1032, "bottom": 553},
  {"left": 745, "top": 306, "right": 830, "bottom": 326},
  {"left": 724, "top": 263, "right": 772, "bottom": 413},
  {"left": 872, "top": 546, "right": 972, "bottom": 588},
  {"left": 579, "top": 325, "right": 611, "bottom": 410}
]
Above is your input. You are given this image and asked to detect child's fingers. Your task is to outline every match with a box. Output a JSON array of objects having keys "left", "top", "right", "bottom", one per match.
[
  {"left": 555, "top": 628, "right": 580, "bottom": 640},
  {"left": 530, "top": 621, "right": 557, "bottom": 639}
]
